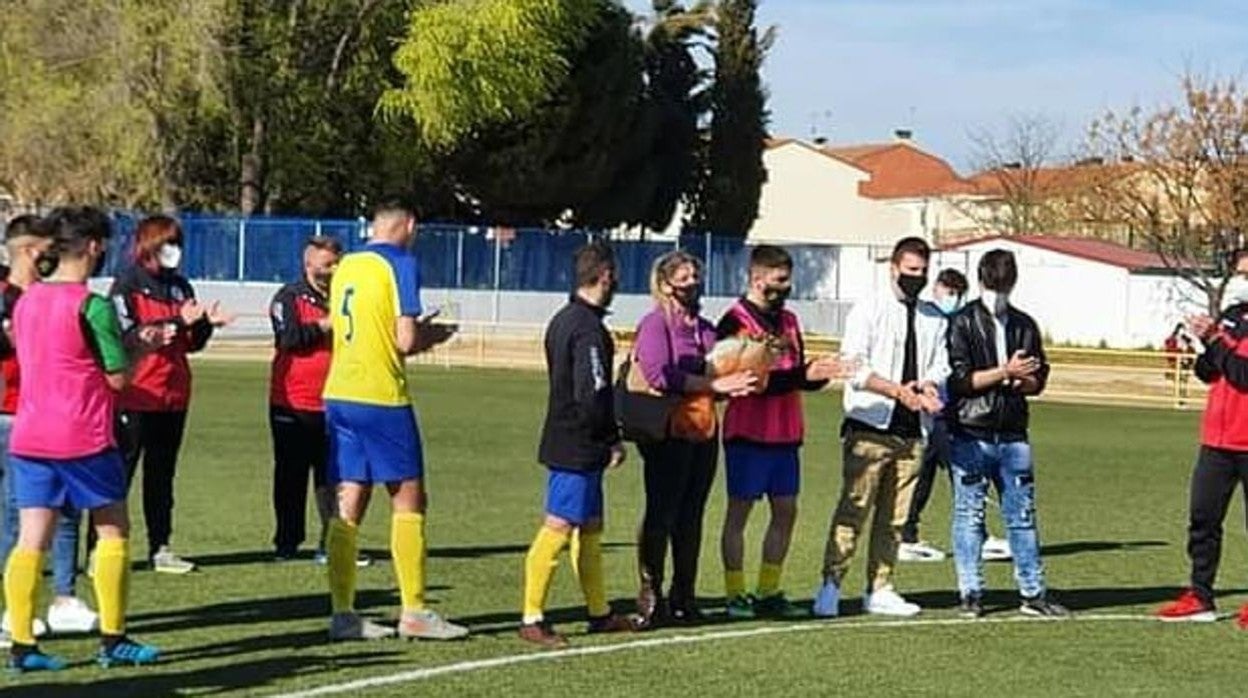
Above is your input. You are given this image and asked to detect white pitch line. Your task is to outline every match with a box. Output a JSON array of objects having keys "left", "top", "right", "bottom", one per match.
[{"left": 270, "top": 613, "right": 1161, "bottom": 698}]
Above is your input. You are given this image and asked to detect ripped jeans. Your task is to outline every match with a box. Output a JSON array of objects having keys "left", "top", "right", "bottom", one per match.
[{"left": 950, "top": 435, "right": 1046, "bottom": 599}]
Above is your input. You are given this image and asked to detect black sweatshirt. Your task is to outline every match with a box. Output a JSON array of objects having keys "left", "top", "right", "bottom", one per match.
[{"left": 537, "top": 295, "right": 620, "bottom": 471}]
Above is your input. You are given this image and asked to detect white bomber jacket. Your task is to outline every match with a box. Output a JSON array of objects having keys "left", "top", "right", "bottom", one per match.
[{"left": 840, "top": 290, "right": 950, "bottom": 437}]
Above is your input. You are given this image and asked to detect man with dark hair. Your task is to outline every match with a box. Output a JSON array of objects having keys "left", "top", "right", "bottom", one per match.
[
  {"left": 946, "top": 249, "right": 1067, "bottom": 618},
  {"left": 0, "top": 216, "right": 98, "bottom": 644},
  {"left": 321, "top": 202, "right": 464, "bottom": 641},
  {"left": 268, "top": 237, "right": 371, "bottom": 566},
  {"left": 520, "top": 240, "right": 635, "bottom": 647},
  {"left": 814, "top": 237, "right": 949, "bottom": 618},
  {"left": 717, "top": 245, "right": 841, "bottom": 618}
]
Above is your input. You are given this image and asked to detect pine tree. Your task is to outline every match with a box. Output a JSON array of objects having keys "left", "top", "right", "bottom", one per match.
[{"left": 687, "top": 0, "right": 772, "bottom": 236}]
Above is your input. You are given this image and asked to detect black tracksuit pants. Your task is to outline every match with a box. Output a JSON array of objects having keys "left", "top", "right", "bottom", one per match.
[
  {"left": 118, "top": 410, "right": 188, "bottom": 559},
  {"left": 270, "top": 406, "right": 329, "bottom": 554},
  {"left": 1189, "top": 445, "right": 1248, "bottom": 603}
]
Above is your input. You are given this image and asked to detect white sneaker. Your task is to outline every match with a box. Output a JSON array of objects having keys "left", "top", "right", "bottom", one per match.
[
  {"left": 329, "top": 612, "right": 396, "bottom": 641},
  {"left": 152, "top": 546, "right": 197, "bottom": 574},
  {"left": 982, "top": 536, "right": 1013, "bottom": 561},
  {"left": 865, "top": 585, "right": 922, "bottom": 617},
  {"left": 0, "top": 612, "right": 48, "bottom": 637},
  {"left": 398, "top": 609, "right": 470, "bottom": 641},
  {"left": 898, "top": 541, "right": 947, "bottom": 562},
  {"left": 812, "top": 578, "right": 841, "bottom": 618},
  {"left": 46, "top": 597, "right": 98, "bottom": 634}
]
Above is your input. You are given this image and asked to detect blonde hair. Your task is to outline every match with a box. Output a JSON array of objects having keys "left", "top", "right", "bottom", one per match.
[{"left": 649, "top": 250, "right": 703, "bottom": 309}]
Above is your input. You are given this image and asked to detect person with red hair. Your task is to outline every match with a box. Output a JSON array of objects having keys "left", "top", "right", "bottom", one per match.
[{"left": 107, "top": 216, "right": 230, "bottom": 574}]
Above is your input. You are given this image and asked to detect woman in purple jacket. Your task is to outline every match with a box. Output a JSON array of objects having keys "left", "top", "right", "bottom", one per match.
[{"left": 632, "top": 251, "right": 755, "bottom": 627}]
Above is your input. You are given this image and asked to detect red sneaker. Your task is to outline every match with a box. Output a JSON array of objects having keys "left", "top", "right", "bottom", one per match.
[
  {"left": 1236, "top": 604, "right": 1248, "bottom": 630},
  {"left": 1157, "top": 588, "right": 1217, "bottom": 622}
]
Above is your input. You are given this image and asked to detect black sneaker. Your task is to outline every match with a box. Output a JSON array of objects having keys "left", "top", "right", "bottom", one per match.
[
  {"left": 1020, "top": 595, "right": 1071, "bottom": 619},
  {"left": 959, "top": 593, "right": 984, "bottom": 619}
]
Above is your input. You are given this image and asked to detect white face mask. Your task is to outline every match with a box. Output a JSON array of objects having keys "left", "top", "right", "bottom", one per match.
[
  {"left": 1222, "top": 276, "right": 1248, "bottom": 310},
  {"left": 158, "top": 243, "right": 182, "bottom": 270},
  {"left": 981, "top": 289, "right": 1009, "bottom": 316}
]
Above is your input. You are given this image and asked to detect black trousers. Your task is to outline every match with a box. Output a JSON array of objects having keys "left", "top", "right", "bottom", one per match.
[
  {"left": 902, "top": 417, "right": 951, "bottom": 543},
  {"left": 270, "top": 405, "right": 328, "bottom": 554},
  {"left": 637, "top": 438, "right": 718, "bottom": 608},
  {"left": 118, "top": 410, "right": 188, "bottom": 559},
  {"left": 1189, "top": 446, "right": 1248, "bottom": 603}
]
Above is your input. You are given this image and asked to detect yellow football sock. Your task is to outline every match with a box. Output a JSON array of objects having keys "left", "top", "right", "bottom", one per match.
[
  {"left": 757, "top": 562, "right": 784, "bottom": 597},
  {"left": 574, "top": 530, "right": 610, "bottom": 618},
  {"left": 326, "top": 518, "right": 358, "bottom": 615},
  {"left": 522, "top": 526, "right": 570, "bottom": 624},
  {"left": 391, "top": 512, "right": 426, "bottom": 613},
  {"left": 725, "top": 569, "right": 747, "bottom": 599},
  {"left": 3, "top": 548, "right": 43, "bottom": 645},
  {"left": 93, "top": 538, "right": 130, "bottom": 636}
]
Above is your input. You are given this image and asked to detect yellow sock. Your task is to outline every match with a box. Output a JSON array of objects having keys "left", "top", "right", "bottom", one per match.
[
  {"left": 522, "top": 526, "right": 570, "bottom": 624},
  {"left": 93, "top": 538, "right": 130, "bottom": 636},
  {"left": 391, "top": 512, "right": 426, "bottom": 613},
  {"left": 326, "top": 518, "right": 358, "bottom": 614},
  {"left": 757, "top": 562, "right": 784, "bottom": 597},
  {"left": 574, "top": 530, "right": 610, "bottom": 618},
  {"left": 3, "top": 548, "right": 43, "bottom": 645},
  {"left": 725, "top": 569, "right": 747, "bottom": 599}
]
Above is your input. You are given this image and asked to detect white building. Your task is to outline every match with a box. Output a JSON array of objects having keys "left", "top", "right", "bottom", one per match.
[{"left": 932, "top": 236, "right": 1199, "bottom": 348}]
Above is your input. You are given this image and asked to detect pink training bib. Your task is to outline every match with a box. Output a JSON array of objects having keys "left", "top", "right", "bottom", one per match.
[{"left": 10, "top": 282, "right": 118, "bottom": 459}]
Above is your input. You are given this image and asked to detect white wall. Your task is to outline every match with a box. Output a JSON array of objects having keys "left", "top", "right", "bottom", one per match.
[
  {"left": 752, "top": 143, "right": 909, "bottom": 246},
  {"left": 929, "top": 240, "right": 1194, "bottom": 347}
]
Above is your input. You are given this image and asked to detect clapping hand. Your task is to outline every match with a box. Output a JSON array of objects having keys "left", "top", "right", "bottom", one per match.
[
  {"left": 1004, "top": 350, "right": 1039, "bottom": 379},
  {"left": 806, "top": 355, "right": 845, "bottom": 382},
  {"left": 205, "top": 301, "right": 233, "bottom": 327},
  {"left": 711, "top": 370, "right": 759, "bottom": 397},
  {"left": 917, "top": 381, "right": 944, "bottom": 414}
]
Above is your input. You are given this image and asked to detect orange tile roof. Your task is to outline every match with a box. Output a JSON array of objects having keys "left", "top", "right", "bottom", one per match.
[{"left": 822, "top": 142, "right": 977, "bottom": 199}]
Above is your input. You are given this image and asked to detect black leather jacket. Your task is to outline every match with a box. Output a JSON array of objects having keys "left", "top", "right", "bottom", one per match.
[{"left": 946, "top": 301, "right": 1049, "bottom": 439}]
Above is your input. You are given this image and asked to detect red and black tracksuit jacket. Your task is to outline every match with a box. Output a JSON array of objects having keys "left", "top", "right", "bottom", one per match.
[
  {"left": 1187, "top": 303, "right": 1248, "bottom": 602},
  {"left": 268, "top": 279, "right": 331, "bottom": 412},
  {"left": 1196, "top": 304, "right": 1248, "bottom": 450},
  {"left": 110, "top": 265, "right": 213, "bottom": 412}
]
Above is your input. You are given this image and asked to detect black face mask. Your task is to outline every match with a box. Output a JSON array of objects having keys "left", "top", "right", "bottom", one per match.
[
  {"left": 92, "top": 249, "right": 108, "bottom": 277},
  {"left": 897, "top": 273, "right": 927, "bottom": 301},
  {"left": 762, "top": 285, "right": 791, "bottom": 310},
  {"left": 672, "top": 282, "right": 702, "bottom": 309}
]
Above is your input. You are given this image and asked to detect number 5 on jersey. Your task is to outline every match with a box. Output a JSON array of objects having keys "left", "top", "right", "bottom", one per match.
[{"left": 340, "top": 286, "right": 355, "bottom": 342}]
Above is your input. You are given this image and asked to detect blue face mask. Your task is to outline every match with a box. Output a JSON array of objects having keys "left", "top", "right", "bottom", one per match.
[{"left": 937, "top": 296, "right": 963, "bottom": 316}]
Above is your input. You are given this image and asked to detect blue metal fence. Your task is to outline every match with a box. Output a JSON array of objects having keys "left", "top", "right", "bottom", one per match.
[{"left": 99, "top": 214, "right": 842, "bottom": 300}]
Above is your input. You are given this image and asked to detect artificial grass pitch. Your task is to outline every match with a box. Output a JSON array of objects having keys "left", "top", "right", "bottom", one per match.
[{"left": 5, "top": 362, "right": 1242, "bottom": 697}]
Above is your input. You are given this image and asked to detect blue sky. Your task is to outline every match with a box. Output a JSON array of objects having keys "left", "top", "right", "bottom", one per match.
[{"left": 625, "top": 0, "right": 1248, "bottom": 172}]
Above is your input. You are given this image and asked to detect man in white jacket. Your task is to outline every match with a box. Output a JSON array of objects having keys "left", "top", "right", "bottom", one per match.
[{"left": 813, "top": 237, "right": 949, "bottom": 618}]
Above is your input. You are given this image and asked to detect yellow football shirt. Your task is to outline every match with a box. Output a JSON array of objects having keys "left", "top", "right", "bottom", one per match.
[{"left": 322, "top": 243, "right": 423, "bottom": 406}]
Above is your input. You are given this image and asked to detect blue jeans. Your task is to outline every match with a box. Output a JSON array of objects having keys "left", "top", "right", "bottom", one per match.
[
  {"left": 0, "top": 415, "right": 82, "bottom": 598},
  {"left": 950, "top": 434, "right": 1045, "bottom": 599}
]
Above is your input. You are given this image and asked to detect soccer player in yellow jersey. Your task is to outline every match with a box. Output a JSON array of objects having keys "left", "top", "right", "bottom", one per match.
[{"left": 321, "top": 199, "right": 464, "bottom": 641}]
